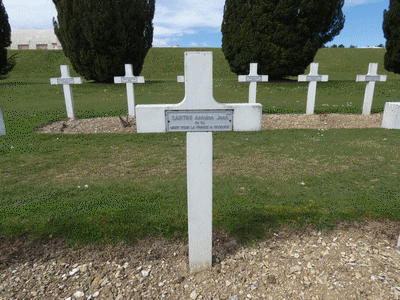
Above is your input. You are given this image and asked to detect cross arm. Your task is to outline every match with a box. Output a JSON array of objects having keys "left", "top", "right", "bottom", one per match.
[
  {"left": 356, "top": 75, "right": 387, "bottom": 82},
  {"left": 50, "top": 77, "right": 83, "bottom": 85},
  {"left": 136, "top": 103, "right": 262, "bottom": 133},
  {"left": 238, "top": 75, "right": 269, "bottom": 82},
  {"left": 298, "top": 75, "right": 329, "bottom": 82},
  {"left": 114, "top": 76, "right": 145, "bottom": 84}
]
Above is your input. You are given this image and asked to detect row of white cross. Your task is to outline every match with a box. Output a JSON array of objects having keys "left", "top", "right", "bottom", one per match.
[
  {"left": 50, "top": 65, "right": 144, "bottom": 119},
  {"left": 50, "top": 62, "right": 387, "bottom": 120},
  {"left": 237, "top": 62, "right": 387, "bottom": 115}
]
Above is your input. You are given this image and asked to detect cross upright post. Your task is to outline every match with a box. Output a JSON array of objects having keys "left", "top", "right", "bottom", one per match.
[
  {"left": 298, "top": 63, "right": 329, "bottom": 115},
  {"left": 356, "top": 63, "right": 387, "bottom": 116},
  {"left": 0, "top": 108, "right": 6, "bottom": 136},
  {"left": 114, "top": 64, "right": 145, "bottom": 118},
  {"left": 136, "top": 52, "right": 262, "bottom": 273},
  {"left": 50, "top": 65, "right": 82, "bottom": 120},
  {"left": 238, "top": 63, "right": 268, "bottom": 103}
]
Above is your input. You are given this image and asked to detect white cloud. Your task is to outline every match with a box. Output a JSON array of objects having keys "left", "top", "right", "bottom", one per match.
[
  {"left": 4, "top": 0, "right": 226, "bottom": 46},
  {"left": 344, "top": 0, "right": 385, "bottom": 7},
  {"left": 3, "top": 1, "right": 57, "bottom": 29},
  {"left": 189, "top": 41, "right": 198, "bottom": 47},
  {"left": 153, "top": 38, "right": 170, "bottom": 47},
  {"left": 153, "top": 0, "right": 224, "bottom": 46}
]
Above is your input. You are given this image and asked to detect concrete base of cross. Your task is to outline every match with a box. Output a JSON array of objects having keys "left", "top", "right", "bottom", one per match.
[{"left": 382, "top": 102, "right": 400, "bottom": 129}]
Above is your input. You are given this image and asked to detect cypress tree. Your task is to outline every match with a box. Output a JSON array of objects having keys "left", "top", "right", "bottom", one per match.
[
  {"left": 221, "top": 0, "right": 345, "bottom": 79},
  {"left": 0, "top": 0, "right": 15, "bottom": 79},
  {"left": 52, "top": 0, "right": 155, "bottom": 82},
  {"left": 383, "top": 0, "right": 400, "bottom": 74}
]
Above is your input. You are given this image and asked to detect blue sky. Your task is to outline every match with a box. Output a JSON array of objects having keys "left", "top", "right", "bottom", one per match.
[{"left": 2, "top": 0, "right": 390, "bottom": 48}]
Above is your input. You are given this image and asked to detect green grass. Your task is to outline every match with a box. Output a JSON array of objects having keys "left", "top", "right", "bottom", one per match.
[{"left": 0, "top": 48, "right": 400, "bottom": 247}]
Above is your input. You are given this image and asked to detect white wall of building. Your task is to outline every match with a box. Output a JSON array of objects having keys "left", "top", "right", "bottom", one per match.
[{"left": 9, "top": 29, "right": 62, "bottom": 50}]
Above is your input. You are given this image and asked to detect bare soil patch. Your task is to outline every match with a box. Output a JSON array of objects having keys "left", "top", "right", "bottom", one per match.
[{"left": 36, "top": 113, "right": 384, "bottom": 134}]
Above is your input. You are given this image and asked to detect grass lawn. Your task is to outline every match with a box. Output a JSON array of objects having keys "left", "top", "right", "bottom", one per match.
[{"left": 0, "top": 48, "right": 399, "bottom": 247}]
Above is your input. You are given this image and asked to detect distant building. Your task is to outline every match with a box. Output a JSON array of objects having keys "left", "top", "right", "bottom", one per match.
[
  {"left": 173, "top": 45, "right": 179, "bottom": 48},
  {"left": 9, "top": 29, "right": 62, "bottom": 50}
]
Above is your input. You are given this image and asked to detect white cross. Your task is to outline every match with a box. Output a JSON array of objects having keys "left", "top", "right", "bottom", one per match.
[
  {"left": 114, "top": 64, "right": 145, "bottom": 118},
  {"left": 136, "top": 51, "right": 262, "bottom": 273},
  {"left": 298, "top": 63, "right": 328, "bottom": 115},
  {"left": 0, "top": 108, "right": 6, "bottom": 136},
  {"left": 356, "top": 63, "right": 387, "bottom": 116},
  {"left": 50, "top": 65, "right": 82, "bottom": 120},
  {"left": 238, "top": 63, "right": 268, "bottom": 103}
]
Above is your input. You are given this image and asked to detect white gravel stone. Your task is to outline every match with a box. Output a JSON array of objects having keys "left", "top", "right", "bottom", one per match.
[
  {"left": 190, "top": 289, "right": 198, "bottom": 299},
  {"left": 73, "top": 291, "right": 84, "bottom": 298},
  {"left": 69, "top": 268, "right": 79, "bottom": 276}
]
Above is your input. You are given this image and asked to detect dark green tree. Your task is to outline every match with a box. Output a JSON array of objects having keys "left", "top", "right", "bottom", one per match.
[
  {"left": 221, "top": 0, "right": 345, "bottom": 79},
  {"left": 52, "top": 0, "right": 155, "bottom": 82},
  {"left": 0, "top": 0, "right": 15, "bottom": 79},
  {"left": 383, "top": 0, "right": 400, "bottom": 74}
]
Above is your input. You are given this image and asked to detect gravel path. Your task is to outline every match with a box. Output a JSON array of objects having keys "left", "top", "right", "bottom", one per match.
[{"left": 1, "top": 220, "right": 399, "bottom": 300}]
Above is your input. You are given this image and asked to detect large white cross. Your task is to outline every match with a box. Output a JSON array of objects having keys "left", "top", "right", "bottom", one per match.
[
  {"left": 238, "top": 63, "right": 268, "bottom": 103},
  {"left": 136, "top": 52, "right": 262, "bottom": 273},
  {"left": 50, "top": 65, "right": 82, "bottom": 120},
  {"left": 114, "top": 64, "right": 145, "bottom": 118},
  {"left": 0, "top": 108, "right": 6, "bottom": 136},
  {"left": 298, "top": 63, "right": 329, "bottom": 115},
  {"left": 356, "top": 63, "right": 387, "bottom": 116}
]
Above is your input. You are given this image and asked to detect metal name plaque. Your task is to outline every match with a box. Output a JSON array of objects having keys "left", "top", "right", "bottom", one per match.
[
  {"left": 365, "top": 76, "right": 382, "bottom": 81},
  {"left": 246, "top": 76, "right": 262, "bottom": 82},
  {"left": 306, "top": 76, "right": 323, "bottom": 81},
  {"left": 166, "top": 110, "right": 233, "bottom": 132},
  {"left": 121, "top": 77, "right": 139, "bottom": 83},
  {"left": 57, "top": 78, "right": 76, "bottom": 85}
]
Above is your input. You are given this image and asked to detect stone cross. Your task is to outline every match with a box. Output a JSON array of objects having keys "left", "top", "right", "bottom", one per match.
[
  {"left": 0, "top": 108, "right": 6, "bottom": 136},
  {"left": 50, "top": 65, "right": 82, "bottom": 119},
  {"left": 356, "top": 63, "right": 387, "bottom": 116},
  {"left": 136, "top": 52, "right": 262, "bottom": 273},
  {"left": 238, "top": 63, "right": 268, "bottom": 103},
  {"left": 298, "top": 63, "right": 329, "bottom": 115},
  {"left": 114, "top": 64, "right": 145, "bottom": 118}
]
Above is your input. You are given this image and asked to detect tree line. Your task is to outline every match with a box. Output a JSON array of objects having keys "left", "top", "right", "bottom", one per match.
[{"left": 0, "top": 0, "right": 399, "bottom": 81}]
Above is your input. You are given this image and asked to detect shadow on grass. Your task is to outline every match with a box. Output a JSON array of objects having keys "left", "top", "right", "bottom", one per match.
[
  {"left": 0, "top": 82, "right": 45, "bottom": 86},
  {"left": 213, "top": 207, "right": 344, "bottom": 247}
]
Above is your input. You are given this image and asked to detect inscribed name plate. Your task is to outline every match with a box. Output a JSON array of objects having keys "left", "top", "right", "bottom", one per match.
[
  {"left": 246, "top": 76, "right": 262, "bottom": 82},
  {"left": 307, "top": 76, "right": 323, "bottom": 81},
  {"left": 121, "top": 77, "right": 140, "bottom": 83},
  {"left": 166, "top": 110, "right": 233, "bottom": 132},
  {"left": 57, "top": 78, "right": 76, "bottom": 85},
  {"left": 365, "top": 76, "right": 382, "bottom": 81}
]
